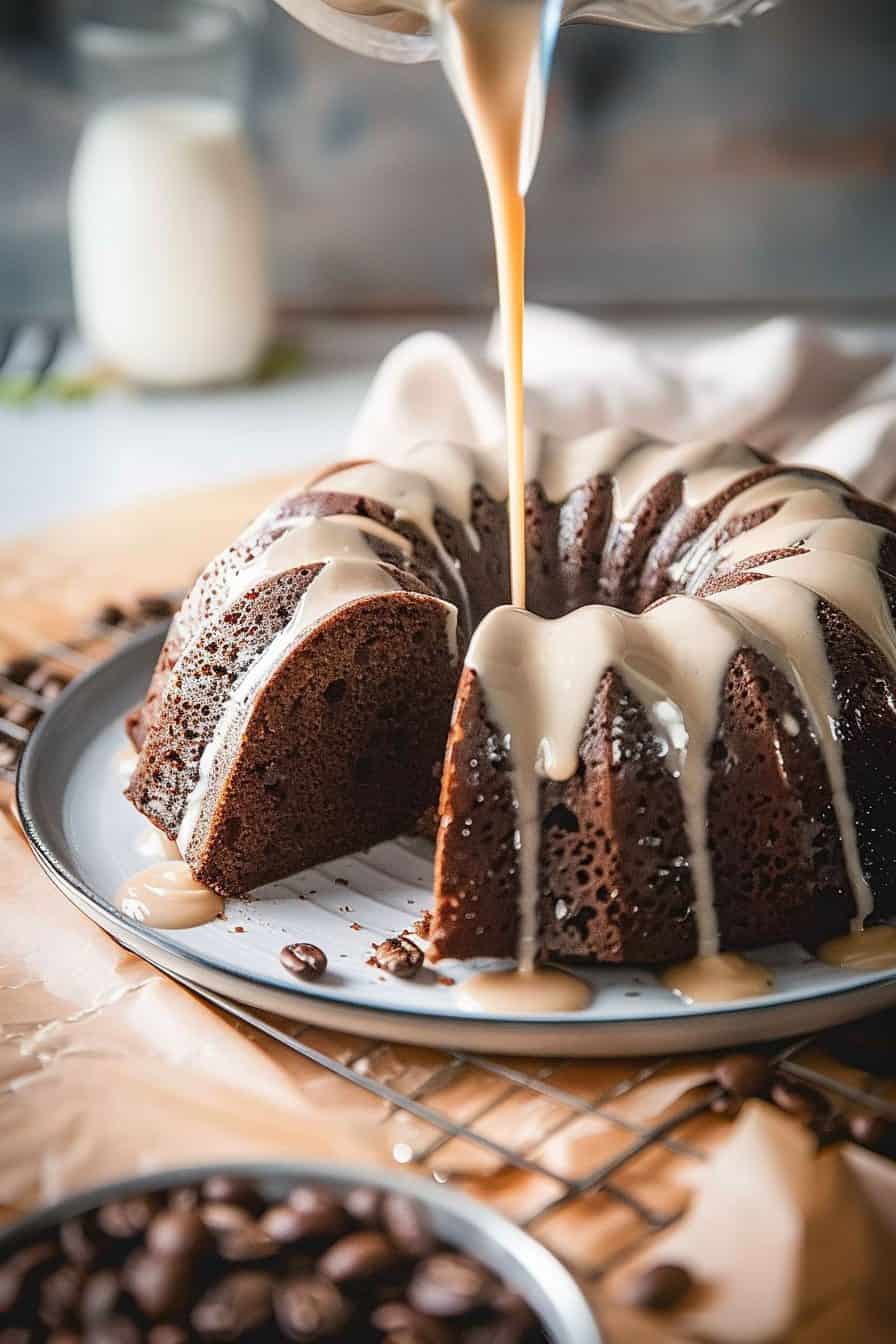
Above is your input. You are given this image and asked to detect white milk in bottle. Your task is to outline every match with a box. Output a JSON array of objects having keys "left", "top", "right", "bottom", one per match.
[{"left": 69, "top": 97, "right": 272, "bottom": 388}]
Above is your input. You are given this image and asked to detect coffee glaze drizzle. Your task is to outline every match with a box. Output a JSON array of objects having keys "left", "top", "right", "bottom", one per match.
[
  {"left": 115, "top": 861, "right": 223, "bottom": 929},
  {"left": 460, "top": 966, "right": 591, "bottom": 1014},
  {"left": 662, "top": 953, "right": 773, "bottom": 1004},
  {"left": 436, "top": 0, "right": 541, "bottom": 609},
  {"left": 817, "top": 925, "right": 896, "bottom": 972}
]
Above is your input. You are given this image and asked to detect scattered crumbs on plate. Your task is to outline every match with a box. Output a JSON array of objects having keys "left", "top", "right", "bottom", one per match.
[
  {"left": 230, "top": 925, "right": 245, "bottom": 934},
  {"left": 350, "top": 922, "right": 362, "bottom": 932}
]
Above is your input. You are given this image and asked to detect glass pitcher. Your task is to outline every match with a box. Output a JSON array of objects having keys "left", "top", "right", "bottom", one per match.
[
  {"left": 272, "top": 0, "right": 778, "bottom": 64},
  {"left": 273, "top": 0, "right": 779, "bottom": 189}
]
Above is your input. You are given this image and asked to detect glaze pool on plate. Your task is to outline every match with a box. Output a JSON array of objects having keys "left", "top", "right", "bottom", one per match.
[{"left": 17, "top": 627, "right": 896, "bottom": 1055}]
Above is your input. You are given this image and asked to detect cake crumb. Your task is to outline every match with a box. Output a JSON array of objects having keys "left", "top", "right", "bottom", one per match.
[
  {"left": 350, "top": 921, "right": 362, "bottom": 932},
  {"left": 436, "top": 975, "right": 455, "bottom": 987},
  {"left": 415, "top": 910, "right": 433, "bottom": 939}
]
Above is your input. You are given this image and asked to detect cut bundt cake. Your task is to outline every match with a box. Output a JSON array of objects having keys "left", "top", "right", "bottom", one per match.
[
  {"left": 125, "top": 507, "right": 461, "bottom": 899},
  {"left": 125, "top": 426, "right": 896, "bottom": 967}
]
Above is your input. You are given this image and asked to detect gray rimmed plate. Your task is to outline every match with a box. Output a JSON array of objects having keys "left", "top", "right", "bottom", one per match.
[
  {"left": 17, "top": 626, "right": 896, "bottom": 1055},
  {"left": 0, "top": 1160, "right": 601, "bottom": 1344}
]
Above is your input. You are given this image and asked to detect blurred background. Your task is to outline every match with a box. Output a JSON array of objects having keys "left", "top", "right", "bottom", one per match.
[
  {"left": 3, "top": 0, "right": 896, "bottom": 540},
  {"left": 3, "top": 0, "right": 894, "bottom": 320}
]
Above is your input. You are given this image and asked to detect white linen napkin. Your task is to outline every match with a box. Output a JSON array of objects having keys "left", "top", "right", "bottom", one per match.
[{"left": 351, "top": 307, "right": 896, "bottom": 501}]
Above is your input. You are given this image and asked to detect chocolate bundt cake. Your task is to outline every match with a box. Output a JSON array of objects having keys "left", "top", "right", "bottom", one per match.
[{"left": 126, "top": 429, "right": 896, "bottom": 966}]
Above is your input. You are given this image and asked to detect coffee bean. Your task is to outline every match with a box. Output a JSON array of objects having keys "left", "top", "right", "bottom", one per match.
[
  {"left": 97, "top": 1196, "right": 157, "bottom": 1241},
  {"left": 280, "top": 943, "right": 328, "bottom": 981},
  {"left": 408, "top": 1254, "right": 488, "bottom": 1318},
  {"left": 770, "top": 1078, "right": 826, "bottom": 1124},
  {"left": 25, "top": 670, "right": 66, "bottom": 701},
  {"left": 0, "top": 1242, "right": 58, "bottom": 1314},
  {"left": 620, "top": 1262, "right": 693, "bottom": 1311},
  {"left": 148, "top": 1327, "right": 190, "bottom": 1344},
  {"left": 488, "top": 1288, "right": 539, "bottom": 1344},
  {"left": 84, "top": 1319, "right": 141, "bottom": 1344},
  {"left": 259, "top": 1204, "right": 306, "bottom": 1244},
  {"left": 39, "top": 1263, "right": 86, "bottom": 1328},
  {"left": 1, "top": 656, "right": 37, "bottom": 685},
  {"left": 381, "top": 1194, "right": 435, "bottom": 1259},
  {"left": 97, "top": 604, "right": 126, "bottom": 628},
  {"left": 123, "top": 1249, "right": 191, "bottom": 1321},
  {"left": 710, "top": 1094, "right": 742, "bottom": 1118},
  {"left": 192, "top": 1271, "right": 273, "bottom": 1342},
  {"left": 137, "top": 595, "right": 176, "bottom": 621},
  {"left": 59, "top": 1218, "right": 101, "bottom": 1267},
  {"left": 372, "top": 937, "right": 424, "bottom": 979},
  {"left": 371, "top": 1302, "right": 452, "bottom": 1344},
  {"left": 344, "top": 1187, "right": 382, "bottom": 1226},
  {"left": 317, "top": 1231, "right": 398, "bottom": 1285},
  {"left": 713, "top": 1054, "right": 772, "bottom": 1100},
  {"left": 849, "top": 1112, "right": 895, "bottom": 1153},
  {"left": 0, "top": 740, "right": 21, "bottom": 769},
  {"left": 812, "top": 1111, "right": 850, "bottom": 1148},
  {"left": 200, "top": 1202, "right": 254, "bottom": 1235},
  {"left": 274, "top": 1275, "right": 351, "bottom": 1341},
  {"left": 4, "top": 702, "right": 38, "bottom": 728},
  {"left": 200, "top": 1176, "right": 262, "bottom": 1212},
  {"left": 148, "top": 1328, "right": 190, "bottom": 1344},
  {"left": 217, "top": 1223, "right": 279, "bottom": 1264},
  {"left": 146, "top": 1208, "right": 209, "bottom": 1259},
  {"left": 81, "top": 1270, "right": 127, "bottom": 1323},
  {"left": 284, "top": 1188, "right": 347, "bottom": 1242},
  {"left": 167, "top": 1186, "right": 200, "bottom": 1213}
]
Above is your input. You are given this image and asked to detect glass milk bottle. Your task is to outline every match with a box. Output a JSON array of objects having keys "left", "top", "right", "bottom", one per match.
[
  {"left": 68, "top": 3, "right": 271, "bottom": 388},
  {"left": 70, "top": 100, "right": 271, "bottom": 388}
]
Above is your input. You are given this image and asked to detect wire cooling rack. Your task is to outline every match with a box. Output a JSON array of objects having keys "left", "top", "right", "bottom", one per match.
[{"left": 3, "top": 607, "right": 895, "bottom": 1288}]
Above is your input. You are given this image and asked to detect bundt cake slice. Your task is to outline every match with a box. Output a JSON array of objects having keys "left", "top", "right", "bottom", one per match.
[{"left": 126, "top": 507, "right": 460, "bottom": 897}]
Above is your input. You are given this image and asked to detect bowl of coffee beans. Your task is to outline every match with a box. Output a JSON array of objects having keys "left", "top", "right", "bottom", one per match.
[{"left": 0, "top": 1161, "right": 600, "bottom": 1342}]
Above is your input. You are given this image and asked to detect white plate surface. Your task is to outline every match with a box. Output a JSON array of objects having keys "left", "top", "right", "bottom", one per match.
[{"left": 18, "top": 628, "right": 896, "bottom": 1055}]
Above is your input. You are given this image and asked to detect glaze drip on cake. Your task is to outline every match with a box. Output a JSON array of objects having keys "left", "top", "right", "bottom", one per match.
[
  {"left": 452, "top": 524, "right": 895, "bottom": 966},
  {"left": 227, "top": 513, "right": 414, "bottom": 604},
  {"left": 436, "top": 0, "right": 541, "bottom": 607}
]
